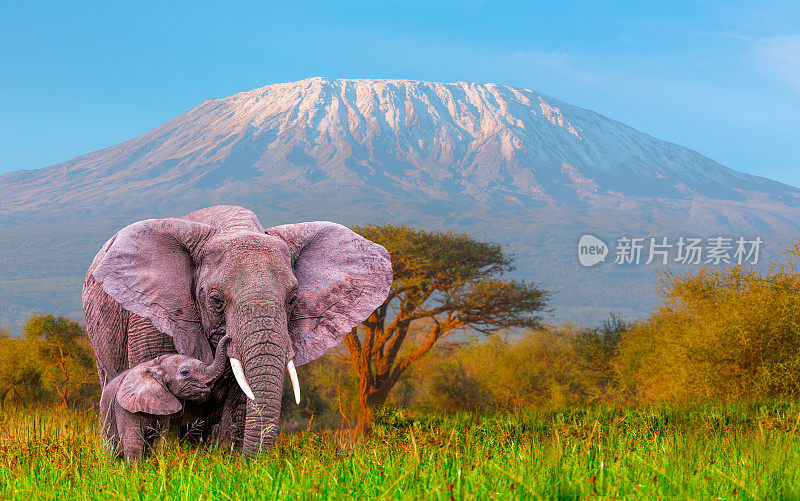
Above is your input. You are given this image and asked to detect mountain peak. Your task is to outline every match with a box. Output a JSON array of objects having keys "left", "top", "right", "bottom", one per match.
[{"left": 1, "top": 78, "right": 797, "bottom": 217}]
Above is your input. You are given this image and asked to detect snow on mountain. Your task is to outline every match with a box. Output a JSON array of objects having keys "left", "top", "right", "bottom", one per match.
[
  {"left": 3, "top": 77, "right": 796, "bottom": 215},
  {"left": 0, "top": 77, "right": 799, "bottom": 329}
]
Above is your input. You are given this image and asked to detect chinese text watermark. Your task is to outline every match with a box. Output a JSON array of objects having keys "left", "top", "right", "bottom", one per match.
[{"left": 578, "top": 235, "right": 762, "bottom": 267}]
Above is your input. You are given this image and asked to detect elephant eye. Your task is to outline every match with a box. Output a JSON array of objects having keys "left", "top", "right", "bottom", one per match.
[
  {"left": 180, "top": 368, "right": 191, "bottom": 377},
  {"left": 209, "top": 292, "right": 225, "bottom": 312},
  {"left": 287, "top": 291, "right": 298, "bottom": 311}
]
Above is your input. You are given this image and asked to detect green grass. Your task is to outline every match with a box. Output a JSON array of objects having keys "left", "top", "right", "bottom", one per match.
[{"left": 2, "top": 402, "right": 800, "bottom": 499}]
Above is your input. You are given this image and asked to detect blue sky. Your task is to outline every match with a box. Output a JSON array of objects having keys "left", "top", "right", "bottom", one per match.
[{"left": 1, "top": 1, "right": 798, "bottom": 185}]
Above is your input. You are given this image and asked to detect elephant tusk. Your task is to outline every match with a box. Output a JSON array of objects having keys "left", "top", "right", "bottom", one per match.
[
  {"left": 229, "top": 358, "right": 255, "bottom": 400},
  {"left": 287, "top": 360, "right": 301, "bottom": 405}
]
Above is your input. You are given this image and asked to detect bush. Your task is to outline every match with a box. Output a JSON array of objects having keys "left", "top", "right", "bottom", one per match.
[
  {"left": 0, "top": 314, "right": 99, "bottom": 409},
  {"left": 617, "top": 247, "right": 800, "bottom": 402},
  {"left": 372, "top": 318, "right": 628, "bottom": 415},
  {"left": 0, "top": 331, "right": 46, "bottom": 407},
  {"left": 571, "top": 314, "right": 627, "bottom": 400}
]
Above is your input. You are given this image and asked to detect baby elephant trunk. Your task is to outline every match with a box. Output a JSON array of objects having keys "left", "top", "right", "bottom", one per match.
[{"left": 202, "top": 335, "right": 231, "bottom": 385}]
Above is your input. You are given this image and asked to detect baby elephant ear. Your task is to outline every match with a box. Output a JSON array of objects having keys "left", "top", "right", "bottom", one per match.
[{"left": 117, "top": 362, "right": 182, "bottom": 415}]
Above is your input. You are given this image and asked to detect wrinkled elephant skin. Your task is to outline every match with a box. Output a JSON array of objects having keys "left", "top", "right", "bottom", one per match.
[{"left": 83, "top": 205, "right": 392, "bottom": 457}]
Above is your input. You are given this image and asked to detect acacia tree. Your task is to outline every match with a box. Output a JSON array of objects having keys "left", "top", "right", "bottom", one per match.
[{"left": 346, "top": 224, "right": 550, "bottom": 428}]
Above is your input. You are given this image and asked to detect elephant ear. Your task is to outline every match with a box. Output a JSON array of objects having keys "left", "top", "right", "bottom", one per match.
[
  {"left": 92, "top": 218, "right": 216, "bottom": 363},
  {"left": 266, "top": 222, "right": 392, "bottom": 366},
  {"left": 117, "top": 362, "right": 182, "bottom": 415}
]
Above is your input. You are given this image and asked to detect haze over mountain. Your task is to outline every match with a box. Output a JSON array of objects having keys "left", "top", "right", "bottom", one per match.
[{"left": 1, "top": 77, "right": 798, "bottom": 330}]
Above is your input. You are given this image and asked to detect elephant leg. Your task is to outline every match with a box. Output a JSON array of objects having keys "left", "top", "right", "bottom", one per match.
[
  {"left": 117, "top": 409, "right": 156, "bottom": 460},
  {"left": 120, "top": 425, "right": 148, "bottom": 460},
  {"left": 213, "top": 389, "right": 247, "bottom": 452},
  {"left": 122, "top": 438, "right": 146, "bottom": 460},
  {"left": 127, "top": 313, "right": 178, "bottom": 368},
  {"left": 100, "top": 420, "right": 123, "bottom": 459},
  {"left": 99, "top": 391, "right": 122, "bottom": 459}
]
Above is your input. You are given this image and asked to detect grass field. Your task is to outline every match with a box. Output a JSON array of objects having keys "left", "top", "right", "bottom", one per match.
[{"left": 1, "top": 402, "right": 800, "bottom": 499}]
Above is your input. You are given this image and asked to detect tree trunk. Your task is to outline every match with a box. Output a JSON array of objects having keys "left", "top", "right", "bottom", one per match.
[
  {"left": 355, "top": 354, "right": 374, "bottom": 433},
  {"left": 355, "top": 362, "right": 400, "bottom": 433},
  {"left": 346, "top": 321, "right": 444, "bottom": 435},
  {"left": 346, "top": 325, "right": 419, "bottom": 434},
  {"left": 357, "top": 392, "right": 373, "bottom": 433}
]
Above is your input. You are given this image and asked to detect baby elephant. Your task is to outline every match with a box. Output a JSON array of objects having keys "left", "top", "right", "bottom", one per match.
[{"left": 99, "top": 335, "right": 231, "bottom": 460}]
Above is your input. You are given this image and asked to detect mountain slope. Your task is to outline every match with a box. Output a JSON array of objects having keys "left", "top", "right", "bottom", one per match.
[{"left": 1, "top": 78, "right": 798, "bottom": 330}]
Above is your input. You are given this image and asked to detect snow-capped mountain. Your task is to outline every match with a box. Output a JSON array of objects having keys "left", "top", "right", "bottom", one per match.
[
  {"left": 1, "top": 78, "right": 799, "bottom": 329},
  {"left": 2, "top": 77, "right": 796, "bottom": 214}
]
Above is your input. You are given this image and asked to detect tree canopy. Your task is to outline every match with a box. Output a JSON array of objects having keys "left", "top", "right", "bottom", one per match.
[{"left": 346, "top": 224, "right": 550, "bottom": 427}]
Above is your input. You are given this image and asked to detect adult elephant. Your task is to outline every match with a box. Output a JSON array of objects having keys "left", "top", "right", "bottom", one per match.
[{"left": 83, "top": 205, "right": 392, "bottom": 456}]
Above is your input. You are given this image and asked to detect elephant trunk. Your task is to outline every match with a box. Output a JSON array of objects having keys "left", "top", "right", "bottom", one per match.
[
  {"left": 202, "top": 334, "right": 231, "bottom": 384},
  {"left": 232, "top": 306, "right": 288, "bottom": 457},
  {"left": 241, "top": 346, "right": 285, "bottom": 456}
]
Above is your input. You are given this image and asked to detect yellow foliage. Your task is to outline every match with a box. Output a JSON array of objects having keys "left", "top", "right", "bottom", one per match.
[{"left": 617, "top": 246, "right": 800, "bottom": 402}]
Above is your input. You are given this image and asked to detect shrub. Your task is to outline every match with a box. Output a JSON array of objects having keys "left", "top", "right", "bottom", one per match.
[
  {"left": 0, "top": 331, "right": 45, "bottom": 407},
  {"left": 617, "top": 247, "right": 800, "bottom": 402},
  {"left": 0, "top": 314, "right": 99, "bottom": 409}
]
